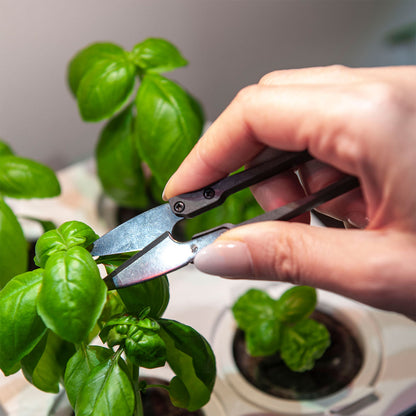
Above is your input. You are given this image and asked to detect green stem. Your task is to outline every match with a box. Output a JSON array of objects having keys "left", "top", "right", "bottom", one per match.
[{"left": 128, "top": 358, "right": 143, "bottom": 416}]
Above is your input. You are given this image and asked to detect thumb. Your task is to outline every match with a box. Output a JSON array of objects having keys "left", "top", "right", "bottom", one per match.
[{"left": 193, "top": 221, "right": 415, "bottom": 315}]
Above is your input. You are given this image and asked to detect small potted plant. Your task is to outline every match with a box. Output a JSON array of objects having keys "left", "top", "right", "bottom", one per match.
[
  {"left": 0, "top": 138, "right": 60, "bottom": 289},
  {"left": 211, "top": 283, "right": 382, "bottom": 415},
  {"left": 0, "top": 219, "right": 217, "bottom": 415}
]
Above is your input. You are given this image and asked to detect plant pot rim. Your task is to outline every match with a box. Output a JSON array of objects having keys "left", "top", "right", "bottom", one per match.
[{"left": 211, "top": 284, "right": 383, "bottom": 415}]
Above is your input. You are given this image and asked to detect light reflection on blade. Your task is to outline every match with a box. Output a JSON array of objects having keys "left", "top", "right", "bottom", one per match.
[
  {"left": 104, "top": 229, "right": 226, "bottom": 289},
  {"left": 91, "top": 204, "right": 182, "bottom": 256}
]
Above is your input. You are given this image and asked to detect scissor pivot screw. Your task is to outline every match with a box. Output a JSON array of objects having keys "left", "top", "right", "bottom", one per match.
[
  {"left": 203, "top": 188, "right": 215, "bottom": 199},
  {"left": 174, "top": 201, "right": 185, "bottom": 213}
]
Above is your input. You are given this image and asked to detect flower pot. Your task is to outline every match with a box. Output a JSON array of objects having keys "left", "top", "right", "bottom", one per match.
[{"left": 211, "top": 285, "right": 382, "bottom": 415}]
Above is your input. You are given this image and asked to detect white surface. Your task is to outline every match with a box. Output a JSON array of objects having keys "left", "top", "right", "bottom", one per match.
[{"left": 1, "top": 160, "right": 416, "bottom": 415}]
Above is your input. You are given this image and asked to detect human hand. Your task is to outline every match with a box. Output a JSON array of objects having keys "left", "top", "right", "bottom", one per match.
[{"left": 163, "top": 66, "right": 416, "bottom": 318}]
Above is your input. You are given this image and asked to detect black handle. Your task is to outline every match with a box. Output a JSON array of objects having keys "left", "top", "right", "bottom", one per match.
[{"left": 169, "top": 150, "right": 313, "bottom": 218}]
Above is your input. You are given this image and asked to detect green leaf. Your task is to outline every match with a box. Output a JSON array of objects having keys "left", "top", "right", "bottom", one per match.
[
  {"left": 0, "top": 198, "right": 27, "bottom": 289},
  {"left": 276, "top": 286, "right": 317, "bottom": 323},
  {"left": 34, "top": 220, "right": 98, "bottom": 268},
  {"left": 245, "top": 320, "right": 281, "bottom": 357},
  {"left": 232, "top": 289, "right": 277, "bottom": 331},
  {"left": 117, "top": 275, "right": 170, "bottom": 319},
  {"left": 280, "top": 319, "right": 331, "bottom": 372},
  {"left": 64, "top": 345, "right": 113, "bottom": 408},
  {"left": 96, "top": 105, "right": 149, "bottom": 208},
  {"left": 21, "top": 331, "right": 75, "bottom": 393},
  {"left": 159, "top": 319, "right": 216, "bottom": 411},
  {"left": 135, "top": 74, "right": 204, "bottom": 186},
  {"left": 68, "top": 42, "right": 127, "bottom": 96},
  {"left": 76, "top": 55, "right": 136, "bottom": 122},
  {"left": 130, "top": 38, "right": 187, "bottom": 73},
  {"left": 0, "top": 156, "right": 60, "bottom": 199},
  {"left": 75, "top": 355, "right": 135, "bottom": 416},
  {"left": 98, "top": 291, "right": 126, "bottom": 326},
  {"left": 0, "top": 139, "right": 14, "bottom": 157},
  {"left": 0, "top": 269, "right": 46, "bottom": 375},
  {"left": 37, "top": 246, "right": 107, "bottom": 343}
]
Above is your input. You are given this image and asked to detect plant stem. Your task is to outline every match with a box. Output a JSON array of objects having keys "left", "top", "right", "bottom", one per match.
[{"left": 129, "top": 360, "right": 143, "bottom": 416}]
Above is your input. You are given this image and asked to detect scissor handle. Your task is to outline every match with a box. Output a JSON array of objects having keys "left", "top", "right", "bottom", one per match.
[{"left": 169, "top": 150, "right": 313, "bottom": 218}]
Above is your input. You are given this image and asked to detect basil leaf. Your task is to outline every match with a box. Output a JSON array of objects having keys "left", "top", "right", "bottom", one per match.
[
  {"left": 130, "top": 38, "right": 187, "bottom": 73},
  {"left": 280, "top": 319, "right": 331, "bottom": 372},
  {"left": 68, "top": 42, "right": 127, "bottom": 96},
  {"left": 75, "top": 356, "right": 135, "bottom": 416},
  {"left": 232, "top": 289, "right": 277, "bottom": 331},
  {"left": 276, "top": 286, "right": 317, "bottom": 323},
  {"left": 159, "top": 319, "right": 216, "bottom": 411},
  {"left": 76, "top": 56, "right": 136, "bottom": 122},
  {"left": 64, "top": 345, "right": 113, "bottom": 408},
  {"left": 0, "top": 198, "right": 27, "bottom": 289},
  {"left": 118, "top": 276, "right": 170, "bottom": 319},
  {"left": 135, "top": 74, "right": 203, "bottom": 186},
  {"left": 35, "top": 221, "right": 98, "bottom": 268},
  {"left": 0, "top": 156, "right": 60, "bottom": 199},
  {"left": 0, "top": 139, "right": 14, "bottom": 157},
  {"left": 21, "top": 331, "right": 75, "bottom": 393},
  {"left": 99, "top": 291, "right": 126, "bottom": 326},
  {"left": 96, "top": 105, "right": 149, "bottom": 208},
  {"left": 0, "top": 269, "right": 46, "bottom": 375},
  {"left": 245, "top": 320, "right": 281, "bottom": 357},
  {"left": 37, "top": 246, "right": 107, "bottom": 343}
]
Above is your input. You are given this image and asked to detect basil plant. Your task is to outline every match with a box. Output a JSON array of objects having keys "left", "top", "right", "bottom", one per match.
[
  {"left": 68, "top": 38, "right": 263, "bottom": 238},
  {"left": 233, "top": 286, "right": 331, "bottom": 372},
  {"left": 0, "top": 139, "right": 60, "bottom": 290},
  {"left": 0, "top": 220, "right": 216, "bottom": 415}
]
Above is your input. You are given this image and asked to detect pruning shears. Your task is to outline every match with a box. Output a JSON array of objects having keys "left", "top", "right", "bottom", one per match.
[{"left": 91, "top": 151, "right": 359, "bottom": 289}]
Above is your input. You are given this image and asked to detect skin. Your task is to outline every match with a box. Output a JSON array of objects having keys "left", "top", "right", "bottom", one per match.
[{"left": 163, "top": 65, "right": 416, "bottom": 319}]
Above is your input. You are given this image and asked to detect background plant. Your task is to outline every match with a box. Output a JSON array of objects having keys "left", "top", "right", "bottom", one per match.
[
  {"left": 0, "top": 220, "right": 216, "bottom": 415},
  {"left": 0, "top": 138, "right": 60, "bottom": 289},
  {"left": 68, "top": 38, "right": 262, "bottom": 236},
  {"left": 232, "top": 286, "right": 331, "bottom": 372}
]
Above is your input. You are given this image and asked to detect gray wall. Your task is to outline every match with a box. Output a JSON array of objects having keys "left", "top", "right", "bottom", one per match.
[{"left": 1, "top": 0, "right": 415, "bottom": 169}]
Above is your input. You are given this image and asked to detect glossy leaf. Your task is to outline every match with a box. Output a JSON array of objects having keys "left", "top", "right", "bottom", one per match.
[
  {"left": 21, "top": 331, "right": 75, "bottom": 393},
  {"left": 280, "top": 319, "right": 331, "bottom": 372},
  {"left": 76, "top": 56, "right": 136, "bottom": 122},
  {"left": 0, "top": 269, "right": 46, "bottom": 374},
  {"left": 64, "top": 345, "right": 113, "bottom": 408},
  {"left": 135, "top": 74, "right": 203, "bottom": 186},
  {"left": 130, "top": 38, "right": 187, "bottom": 73},
  {"left": 117, "top": 275, "right": 170, "bottom": 319},
  {"left": 245, "top": 320, "right": 281, "bottom": 357},
  {"left": 75, "top": 355, "right": 135, "bottom": 416},
  {"left": 0, "top": 156, "right": 60, "bottom": 199},
  {"left": 34, "top": 221, "right": 98, "bottom": 268},
  {"left": 68, "top": 42, "right": 127, "bottom": 96},
  {"left": 0, "top": 139, "right": 14, "bottom": 157},
  {"left": 159, "top": 319, "right": 216, "bottom": 411},
  {"left": 37, "top": 246, "right": 107, "bottom": 343},
  {"left": 96, "top": 105, "right": 149, "bottom": 208},
  {"left": 275, "top": 286, "right": 317, "bottom": 323},
  {"left": 98, "top": 291, "right": 126, "bottom": 326},
  {"left": 0, "top": 198, "right": 27, "bottom": 289},
  {"left": 232, "top": 288, "right": 277, "bottom": 331}
]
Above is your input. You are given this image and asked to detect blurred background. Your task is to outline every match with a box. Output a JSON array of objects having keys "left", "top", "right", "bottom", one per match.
[{"left": 1, "top": 0, "right": 415, "bottom": 169}]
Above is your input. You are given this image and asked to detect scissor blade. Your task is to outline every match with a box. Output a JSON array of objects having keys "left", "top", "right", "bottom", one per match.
[
  {"left": 91, "top": 204, "right": 182, "bottom": 256},
  {"left": 104, "top": 229, "right": 226, "bottom": 289}
]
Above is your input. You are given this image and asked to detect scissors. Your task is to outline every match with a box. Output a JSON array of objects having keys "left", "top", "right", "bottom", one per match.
[{"left": 91, "top": 151, "right": 359, "bottom": 289}]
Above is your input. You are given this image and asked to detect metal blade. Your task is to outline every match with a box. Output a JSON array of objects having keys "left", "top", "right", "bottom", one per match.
[
  {"left": 91, "top": 204, "right": 182, "bottom": 256},
  {"left": 104, "top": 228, "right": 226, "bottom": 289}
]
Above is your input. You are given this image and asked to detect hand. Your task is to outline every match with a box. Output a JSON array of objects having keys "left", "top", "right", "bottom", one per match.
[{"left": 163, "top": 65, "right": 416, "bottom": 319}]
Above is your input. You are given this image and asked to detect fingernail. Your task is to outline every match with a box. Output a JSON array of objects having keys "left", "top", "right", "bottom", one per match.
[
  {"left": 346, "top": 211, "right": 369, "bottom": 229},
  {"left": 161, "top": 180, "right": 171, "bottom": 201},
  {"left": 194, "top": 241, "right": 254, "bottom": 278}
]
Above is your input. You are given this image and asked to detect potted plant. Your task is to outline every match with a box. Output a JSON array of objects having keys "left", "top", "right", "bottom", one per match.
[
  {"left": 211, "top": 283, "right": 382, "bottom": 415},
  {"left": 67, "top": 37, "right": 262, "bottom": 234},
  {"left": 0, "top": 219, "right": 217, "bottom": 415},
  {"left": 0, "top": 138, "right": 60, "bottom": 289}
]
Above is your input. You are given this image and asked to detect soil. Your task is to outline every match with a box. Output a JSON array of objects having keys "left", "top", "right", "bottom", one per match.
[{"left": 233, "top": 310, "right": 363, "bottom": 400}]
